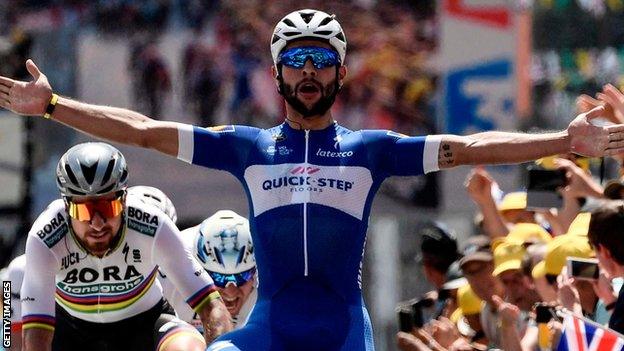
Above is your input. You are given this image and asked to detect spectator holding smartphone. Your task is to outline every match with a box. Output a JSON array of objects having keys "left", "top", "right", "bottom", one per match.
[{"left": 588, "top": 201, "right": 624, "bottom": 334}]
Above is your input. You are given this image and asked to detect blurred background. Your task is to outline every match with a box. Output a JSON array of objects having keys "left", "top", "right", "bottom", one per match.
[{"left": 2, "top": 0, "right": 624, "bottom": 349}]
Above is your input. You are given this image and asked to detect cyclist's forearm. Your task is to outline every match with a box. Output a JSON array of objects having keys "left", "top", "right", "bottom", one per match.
[
  {"left": 51, "top": 96, "right": 155, "bottom": 148},
  {"left": 197, "top": 299, "right": 233, "bottom": 343},
  {"left": 23, "top": 328, "right": 53, "bottom": 351}
]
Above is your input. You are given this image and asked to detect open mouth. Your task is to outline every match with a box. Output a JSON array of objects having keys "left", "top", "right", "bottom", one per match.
[{"left": 298, "top": 82, "right": 321, "bottom": 94}]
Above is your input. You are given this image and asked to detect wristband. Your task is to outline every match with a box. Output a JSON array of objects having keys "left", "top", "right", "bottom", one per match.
[{"left": 43, "top": 93, "right": 59, "bottom": 119}]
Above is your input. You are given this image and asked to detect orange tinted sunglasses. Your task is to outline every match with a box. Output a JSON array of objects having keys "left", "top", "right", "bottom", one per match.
[{"left": 67, "top": 196, "right": 124, "bottom": 221}]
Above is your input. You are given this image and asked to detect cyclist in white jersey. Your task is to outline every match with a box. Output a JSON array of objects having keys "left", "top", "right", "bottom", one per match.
[
  {"left": 19, "top": 143, "right": 232, "bottom": 351},
  {"left": 2, "top": 8, "right": 624, "bottom": 351},
  {"left": 161, "top": 210, "right": 258, "bottom": 333},
  {"left": 128, "top": 186, "right": 258, "bottom": 333}
]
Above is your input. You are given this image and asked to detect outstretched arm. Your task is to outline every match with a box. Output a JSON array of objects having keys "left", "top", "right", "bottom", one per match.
[
  {"left": 0, "top": 60, "right": 179, "bottom": 156},
  {"left": 437, "top": 106, "right": 624, "bottom": 169}
]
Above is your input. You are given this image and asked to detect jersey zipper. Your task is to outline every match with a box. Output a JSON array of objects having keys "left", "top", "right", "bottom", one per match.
[{"left": 303, "top": 129, "right": 310, "bottom": 276}]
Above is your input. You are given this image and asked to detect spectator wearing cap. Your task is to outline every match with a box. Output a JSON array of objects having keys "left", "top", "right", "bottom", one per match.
[
  {"left": 419, "top": 223, "right": 460, "bottom": 290},
  {"left": 493, "top": 241, "right": 542, "bottom": 311},
  {"left": 458, "top": 236, "right": 505, "bottom": 349},
  {"left": 531, "top": 235, "right": 596, "bottom": 315},
  {"left": 521, "top": 243, "right": 557, "bottom": 303},
  {"left": 498, "top": 192, "right": 536, "bottom": 225},
  {"left": 491, "top": 241, "right": 543, "bottom": 351},
  {"left": 451, "top": 284, "right": 487, "bottom": 347},
  {"left": 491, "top": 222, "right": 552, "bottom": 252},
  {"left": 588, "top": 202, "right": 624, "bottom": 334}
]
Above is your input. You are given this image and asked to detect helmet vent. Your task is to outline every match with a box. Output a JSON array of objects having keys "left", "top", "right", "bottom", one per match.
[
  {"left": 300, "top": 12, "right": 314, "bottom": 24},
  {"left": 282, "top": 31, "right": 300, "bottom": 37},
  {"left": 313, "top": 30, "right": 332, "bottom": 36},
  {"left": 80, "top": 162, "right": 98, "bottom": 184},
  {"left": 64, "top": 164, "right": 79, "bottom": 186},
  {"left": 101, "top": 159, "right": 115, "bottom": 185},
  {"left": 271, "top": 34, "right": 280, "bottom": 44},
  {"left": 120, "top": 169, "right": 128, "bottom": 184},
  {"left": 336, "top": 32, "right": 346, "bottom": 42},
  {"left": 319, "top": 16, "right": 333, "bottom": 26},
  {"left": 282, "top": 18, "right": 296, "bottom": 28},
  {"left": 98, "top": 183, "right": 116, "bottom": 194}
]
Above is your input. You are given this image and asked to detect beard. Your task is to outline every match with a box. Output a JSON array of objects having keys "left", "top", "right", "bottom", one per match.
[{"left": 281, "top": 78, "right": 339, "bottom": 118}]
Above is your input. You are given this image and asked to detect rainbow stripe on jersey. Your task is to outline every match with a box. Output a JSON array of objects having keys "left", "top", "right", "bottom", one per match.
[
  {"left": 22, "top": 314, "right": 55, "bottom": 331},
  {"left": 54, "top": 267, "right": 159, "bottom": 313},
  {"left": 186, "top": 284, "right": 220, "bottom": 312}
]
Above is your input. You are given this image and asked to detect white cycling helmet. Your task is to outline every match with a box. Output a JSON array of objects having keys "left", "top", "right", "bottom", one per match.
[
  {"left": 127, "top": 186, "right": 178, "bottom": 224},
  {"left": 194, "top": 210, "right": 255, "bottom": 275},
  {"left": 271, "top": 9, "right": 347, "bottom": 67}
]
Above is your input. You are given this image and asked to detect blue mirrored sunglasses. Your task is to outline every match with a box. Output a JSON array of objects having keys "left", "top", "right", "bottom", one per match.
[
  {"left": 278, "top": 46, "right": 341, "bottom": 69},
  {"left": 208, "top": 267, "right": 256, "bottom": 288}
]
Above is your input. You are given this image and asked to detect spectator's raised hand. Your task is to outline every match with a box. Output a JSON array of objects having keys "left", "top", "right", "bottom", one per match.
[
  {"left": 430, "top": 317, "right": 461, "bottom": 349},
  {"left": 0, "top": 59, "right": 53, "bottom": 116},
  {"left": 465, "top": 168, "right": 496, "bottom": 205},
  {"left": 397, "top": 331, "right": 431, "bottom": 351},
  {"left": 592, "top": 271, "right": 617, "bottom": 306},
  {"left": 597, "top": 84, "right": 624, "bottom": 125},
  {"left": 554, "top": 158, "right": 604, "bottom": 199},
  {"left": 492, "top": 294, "right": 520, "bottom": 326},
  {"left": 576, "top": 94, "right": 621, "bottom": 124},
  {"left": 557, "top": 267, "right": 582, "bottom": 314}
]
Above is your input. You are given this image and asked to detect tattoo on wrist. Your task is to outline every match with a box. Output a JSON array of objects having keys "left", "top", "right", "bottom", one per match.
[{"left": 439, "top": 143, "right": 455, "bottom": 166}]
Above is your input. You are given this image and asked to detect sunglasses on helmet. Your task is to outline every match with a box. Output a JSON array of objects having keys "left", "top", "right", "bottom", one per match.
[
  {"left": 278, "top": 46, "right": 341, "bottom": 69},
  {"left": 67, "top": 193, "right": 124, "bottom": 222},
  {"left": 208, "top": 267, "right": 256, "bottom": 288}
]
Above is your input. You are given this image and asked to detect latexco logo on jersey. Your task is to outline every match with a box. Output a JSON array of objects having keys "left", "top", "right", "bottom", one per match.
[
  {"left": 261, "top": 165, "right": 354, "bottom": 193},
  {"left": 2, "top": 281, "right": 10, "bottom": 348}
]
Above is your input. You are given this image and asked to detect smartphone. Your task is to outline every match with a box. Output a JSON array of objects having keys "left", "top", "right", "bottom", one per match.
[
  {"left": 567, "top": 257, "right": 599, "bottom": 281},
  {"left": 396, "top": 305, "right": 414, "bottom": 332},
  {"left": 396, "top": 299, "right": 427, "bottom": 332},
  {"left": 526, "top": 168, "right": 567, "bottom": 210},
  {"left": 535, "top": 303, "right": 556, "bottom": 323}
]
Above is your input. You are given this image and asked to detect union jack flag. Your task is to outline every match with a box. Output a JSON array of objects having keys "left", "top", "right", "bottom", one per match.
[{"left": 557, "top": 311, "right": 624, "bottom": 351}]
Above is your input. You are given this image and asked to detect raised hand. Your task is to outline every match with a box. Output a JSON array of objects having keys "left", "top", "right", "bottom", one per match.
[
  {"left": 554, "top": 158, "right": 604, "bottom": 199},
  {"left": 567, "top": 106, "right": 624, "bottom": 157},
  {"left": 464, "top": 167, "right": 496, "bottom": 205},
  {"left": 598, "top": 84, "right": 624, "bottom": 124},
  {"left": 576, "top": 94, "right": 621, "bottom": 124},
  {"left": 0, "top": 59, "right": 53, "bottom": 116}
]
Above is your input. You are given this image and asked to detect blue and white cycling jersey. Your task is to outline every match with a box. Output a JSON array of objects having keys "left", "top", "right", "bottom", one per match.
[{"left": 177, "top": 122, "right": 440, "bottom": 351}]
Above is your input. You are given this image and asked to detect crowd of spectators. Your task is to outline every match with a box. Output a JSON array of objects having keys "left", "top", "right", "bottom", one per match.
[{"left": 397, "top": 85, "right": 624, "bottom": 350}]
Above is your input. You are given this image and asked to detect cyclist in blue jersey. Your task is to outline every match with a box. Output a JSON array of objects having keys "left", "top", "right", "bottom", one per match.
[{"left": 2, "top": 8, "right": 624, "bottom": 351}]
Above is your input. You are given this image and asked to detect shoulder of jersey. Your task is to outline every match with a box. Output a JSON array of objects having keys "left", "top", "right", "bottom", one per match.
[
  {"left": 125, "top": 196, "right": 165, "bottom": 238},
  {"left": 30, "top": 199, "right": 70, "bottom": 248}
]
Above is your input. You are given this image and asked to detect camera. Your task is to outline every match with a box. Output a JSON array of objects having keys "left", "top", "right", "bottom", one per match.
[
  {"left": 396, "top": 297, "right": 435, "bottom": 331},
  {"left": 534, "top": 302, "right": 561, "bottom": 323},
  {"left": 526, "top": 167, "right": 567, "bottom": 210}
]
